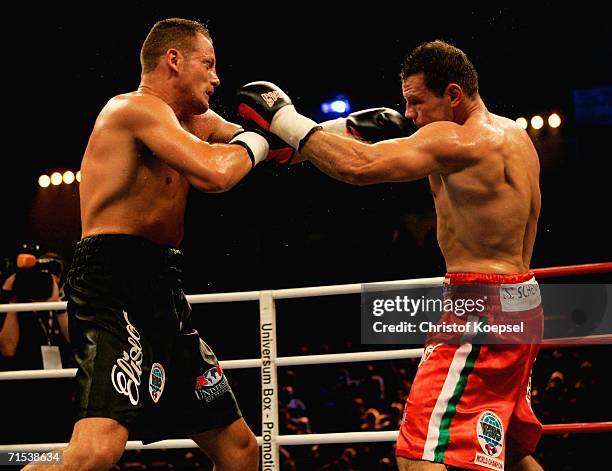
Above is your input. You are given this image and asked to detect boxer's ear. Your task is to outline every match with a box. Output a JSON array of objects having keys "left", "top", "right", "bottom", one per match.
[{"left": 446, "top": 83, "right": 463, "bottom": 108}]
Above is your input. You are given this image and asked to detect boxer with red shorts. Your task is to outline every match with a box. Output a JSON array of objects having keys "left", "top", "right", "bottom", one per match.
[
  {"left": 235, "top": 40, "right": 544, "bottom": 469},
  {"left": 396, "top": 272, "right": 543, "bottom": 470}
]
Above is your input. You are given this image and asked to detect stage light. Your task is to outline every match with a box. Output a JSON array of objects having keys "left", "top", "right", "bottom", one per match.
[
  {"left": 548, "top": 113, "right": 561, "bottom": 128},
  {"left": 330, "top": 100, "right": 348, "bottom": 113},
  {"left": 38, "top": 175, "right": 51, "bottom": 188},
  {"left": 63, "top": 171, "right": 75, "bottom": 184},
  {"left": 321, "top": 97, "right": 351, "bottom": 115},
  {"left": 531, "top": 115, "right": 544, "bottom": 130},
  {"left": 50, "top": 172, "right": 63, "bottom": 186},
  {"left": 516, "top": 117, "right": 528, "bottom": 129}
]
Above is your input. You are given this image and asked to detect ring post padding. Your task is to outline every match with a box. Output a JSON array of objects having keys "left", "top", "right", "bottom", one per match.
[{"left": 259, "top": 290, "right": 279, "bottom": 470}]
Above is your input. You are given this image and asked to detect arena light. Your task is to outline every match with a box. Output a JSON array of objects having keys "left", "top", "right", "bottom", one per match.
[
  {"left": 530, "top": 115, "right": 544, "bottom": 130},
  {"left": 76, "top": 170, "right": 81, "bottom": 183},
  {"left": 50, "top": 172, "right": 63, "bottom": 186},
  {"left": 321, "top": 97, "right": 351, "bottom": 115},
  {"left": 548, "top": 113, "right": 561, "bottom": 128},
  {"left": 516, "top": 117, "right": 528, "bottom": 129},
  {"left": 63, "top": 171, "right": 75, "bottom": 184},
  {"left": 38, "top": 175, "right": 51, "bottom": 188},
  {"left": 330, "top": 100, "right": 349, "bottom": 113}
]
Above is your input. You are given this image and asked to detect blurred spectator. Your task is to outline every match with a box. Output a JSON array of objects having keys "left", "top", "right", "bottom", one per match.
[
  {"left": 357, "top": 365, "right": 385, "bottom": 409},
  {"left": 0, "top": 251, "right": 70, "bottom": 370},
  {"left": 0, "top": 249, "right": 73, "bottom": 444},
  {"left": 360, "top": 408, "right": 383, "bottom": 431}
]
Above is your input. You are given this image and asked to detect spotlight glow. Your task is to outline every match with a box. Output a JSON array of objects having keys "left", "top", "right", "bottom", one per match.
[
  {"left": 76, "top": 171, "right": 81, "bottom": 183},
  {"left": 51, "top": 172, "right": 63, "bottom": 186},
  {"left": 548, "top": 113, "right": 561, "bottom": 128},
  {"left": 330, "top": 100, "right": 348, "bottom": 113},
  {"left": 321, "top": 98, "right": 351, "bottom": 115},
  {"left": 38, "top": 175, "right": 51, "bottom": 188},
  {"left": 63, "top": 171, "right": 75, "bottom": 184},
  {"left": 516, "top": 117, "right": 528, "bottom": 129},
  {"left": 531, "top": 115, "right": 544, "bottom": 130}
]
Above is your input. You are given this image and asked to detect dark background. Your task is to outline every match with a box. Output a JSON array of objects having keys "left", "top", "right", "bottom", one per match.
[
  {"left": 4, "top": 4, "right": 611, "bottom": 291},
  {"left": 1, "top": 5, "right": 611, "bottom": 468}
]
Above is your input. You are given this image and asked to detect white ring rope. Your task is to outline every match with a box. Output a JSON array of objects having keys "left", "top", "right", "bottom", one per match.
[
  {"left": 5, "top": 422, "right": 612, "bottom": 454},
  {"left": 0, "top": 275, "right": 446, "bottom": 314},
  {"left": 1, "top": 264, "right": 610, "bottom": 469},
  {"left": 0, "top": 431, "right": 400, "bottom": 454},
  {"left": 0, "top": 349, "right": 424, "bottom": 381}
]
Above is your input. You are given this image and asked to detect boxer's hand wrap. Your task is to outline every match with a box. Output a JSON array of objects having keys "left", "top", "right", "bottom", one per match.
[
  {"left": 229, "top": 130, "right": 270, "bottom": 167},
  {"left": 234, "top": 81, "right": 321, "bottom": 151}
]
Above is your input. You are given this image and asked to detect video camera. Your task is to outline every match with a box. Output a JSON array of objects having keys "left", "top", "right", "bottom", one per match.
[{"left": 12, "top": 243, "right": 63, "bottom": 301}]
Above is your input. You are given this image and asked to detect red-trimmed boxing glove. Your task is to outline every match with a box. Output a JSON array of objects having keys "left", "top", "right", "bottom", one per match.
[{"left": 234, "top": 81, "right": 321, "bottom": 152}]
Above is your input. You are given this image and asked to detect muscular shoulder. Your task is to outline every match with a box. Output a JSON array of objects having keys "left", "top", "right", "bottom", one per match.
[
  {"left": 413, "top": 121, "right": 477, "bottom": 162},
  {"left": 98, "top": 93, "right": 178, "bottom": 130},
  {"left": 430, "top": 113, "right": 529, "bottom": 160},
  {"left": 477, "top": 113, "right": 537, "bottom": 158}
]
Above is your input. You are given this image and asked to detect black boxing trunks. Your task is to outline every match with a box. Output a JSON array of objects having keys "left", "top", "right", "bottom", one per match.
[{"left": 65, "top": 234, "right": 241, "bottom": 441}]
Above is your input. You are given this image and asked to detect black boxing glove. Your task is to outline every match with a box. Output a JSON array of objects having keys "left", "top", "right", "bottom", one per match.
[
  {"left": 320, "top": 108, "right": 411, "bottom": 143},
  {"left": 234, "top": 81, "right": 321, "bottom": 151}
]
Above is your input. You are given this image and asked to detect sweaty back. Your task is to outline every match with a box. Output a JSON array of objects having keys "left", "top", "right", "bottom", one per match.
[{"left": 430, "top": 112, "right": 540, "bottom": 274}]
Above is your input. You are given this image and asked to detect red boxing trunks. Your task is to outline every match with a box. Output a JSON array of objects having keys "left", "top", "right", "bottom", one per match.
[{"left": 396, "top": 272, "right": 543, "bottom": 470}]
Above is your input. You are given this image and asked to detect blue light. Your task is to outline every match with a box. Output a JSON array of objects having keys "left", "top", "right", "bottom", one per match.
[
  {"left": 330, "top": 100, "right": 348, "bottom": 113},
  {"left": 321, "top": 97, "right": 351, "bottom": 115}
]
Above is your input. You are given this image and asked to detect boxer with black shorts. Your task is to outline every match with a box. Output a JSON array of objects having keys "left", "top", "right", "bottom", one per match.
[
  {"left": 25, "top": 18, "right": 271, "bottom": 471},
  {"left": 66, "top": 235, "right": 242, "bottom": 441}
]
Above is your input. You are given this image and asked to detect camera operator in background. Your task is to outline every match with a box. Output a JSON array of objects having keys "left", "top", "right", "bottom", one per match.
[
  {"left": 0, "top": 245, "right": 75, "bottom": 444},
  {"left": 0, "top": 245, "right": 71, "bottom": 371}
]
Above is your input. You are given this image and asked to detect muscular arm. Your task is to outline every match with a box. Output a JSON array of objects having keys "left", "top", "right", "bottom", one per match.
[
  {"left": 118, "top": 95, "right": 253, "bottom": 192},
  {"left": 302, "top": 121, "right": 475, "bottom": 185},
  {"left": 205, "top": 109, "right": 243, "bottom": 143},
  {"left": 0, "top": 312, "right": 19, "bottom": 357},
  {"left": 57, "top": 312, "right": 69, "bottom": 342},
  {"left": 187, "top": 108, "right": 242, "bottom": 144},
  {"left": 0, "top": 276, "right": 18, "bottom": 357}
]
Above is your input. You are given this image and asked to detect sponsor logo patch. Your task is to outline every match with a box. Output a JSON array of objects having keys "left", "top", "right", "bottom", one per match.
[
  {"left": 477, "top": 411, "right": 504, "bottom": 458},
  {"left": 194, "top": 364, "right": 229, "bottom": 403},
  {"left": 474, "top": 411, "right": 504, "bottom": 469},
  {"left": 149, "top": 363, "right": 165, "bottom": 403}
]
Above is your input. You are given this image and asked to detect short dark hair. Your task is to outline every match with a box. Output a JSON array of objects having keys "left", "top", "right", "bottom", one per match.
[
  {"left": 400, "top": 40, "right": 479, "bottom": 98},
  {"left": 140, "top": 18, "right": 211, "bottom": 73}
]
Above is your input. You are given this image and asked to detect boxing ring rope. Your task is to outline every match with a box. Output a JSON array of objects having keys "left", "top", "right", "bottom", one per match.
[
  {"left": 3, "top": 263, "right": 610, "bottom": 313},
  {"left": 0, "top": 262, "right": 610, "bottom": 467},
  {"left": 2, "top": 425, "right": 612, "bottom": 454}
]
